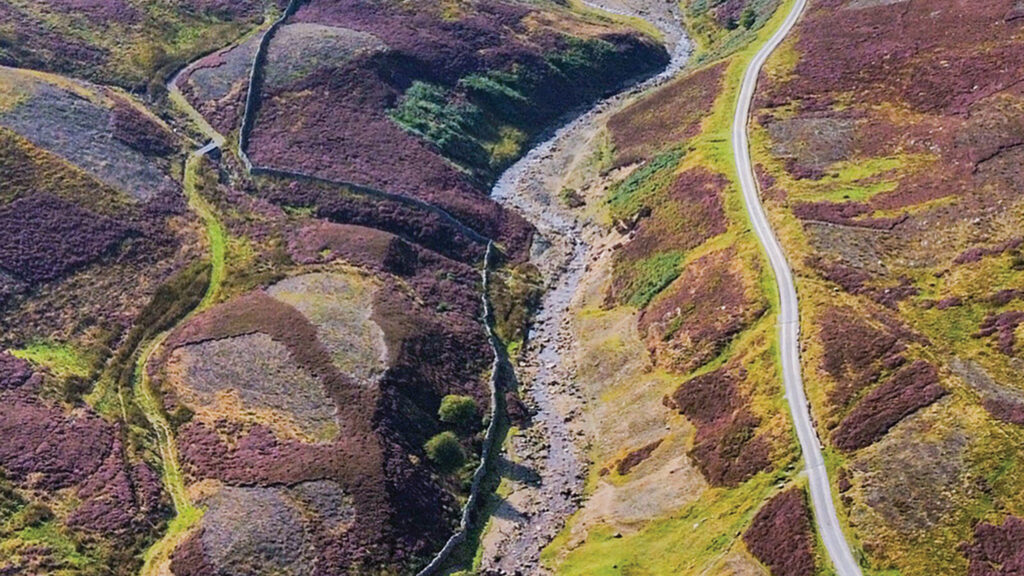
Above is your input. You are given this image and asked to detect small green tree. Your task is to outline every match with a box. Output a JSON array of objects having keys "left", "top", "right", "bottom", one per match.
[
  {"left": 438, "top": 394, "right": 478, "bottom": 428},
  {"left": 739, "top": 7, "right": 757, "bottom": 29},
  {"left": 424, "top": 432, "right": 466, "bottom": 473}
]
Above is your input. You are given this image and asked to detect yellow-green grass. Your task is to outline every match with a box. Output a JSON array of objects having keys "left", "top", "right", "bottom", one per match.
[
  {"left": 137, "top": 152, "right": 229, "bottom": 575},
  {"left": 9, "top": 341, "right": 93, "bottom": 380},
  {"left": 544, "top": 470, "right": 791, "bottom": 575},
  {"left": 184, "top": 154, "right": 226, "bottom": 310},
  {"left": 2, "top": 521, "right": 96, "bottom": 571}
]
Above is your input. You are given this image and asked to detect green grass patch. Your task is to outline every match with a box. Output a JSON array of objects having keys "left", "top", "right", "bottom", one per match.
[
  {"left": 9, "top": 341, "right": 92, "bottom": 380},
  {"left": 621, "top": 250, "right": 685, "bottom": 308},
  {"left": 606, "top": 148, "right": 684, "bottom": 220}
]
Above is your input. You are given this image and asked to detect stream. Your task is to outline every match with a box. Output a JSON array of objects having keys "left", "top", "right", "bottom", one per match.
[{"left": 480, "top": 2, "right": 691, "bottom": 572}]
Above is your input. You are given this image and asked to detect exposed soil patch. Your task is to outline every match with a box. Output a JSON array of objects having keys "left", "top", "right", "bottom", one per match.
[
  {"left": 855, "top": 416, "right": 967, "bottom": 535},
  {"left": 763, "top": 115, "right": 855, "bottom": 179},
  {"left": 950, "top": 358, "right": 1024, "bottom": 426}
]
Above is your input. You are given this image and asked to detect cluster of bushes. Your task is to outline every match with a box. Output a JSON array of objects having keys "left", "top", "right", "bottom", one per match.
[{"left": 424, "top": 394, "right": 479, "bottom": 474}]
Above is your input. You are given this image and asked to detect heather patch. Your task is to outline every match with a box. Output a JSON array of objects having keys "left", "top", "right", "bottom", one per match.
[
  {"left": 0, "top": 0, "right": 271, "bottom": 89},
  {"left": 608, "top": 168, "right": 729, "bottom": 308},
  {"left": 109, "top": 100, "right": 175, "bottom": 156},
  {"left": 179, "top": 0, "right": 270, "bottom": 19},
  {"left": 765, "top": 0, "right": 1024, "bottom": 115},
  {"left": 0, "top": 72, "right": 177, "bottom": 201},
  {"left": 248, "top": 0, "right": 666, "bottom": 246},
  {"left": 743, "top": 488, "right": 815, "bottom": 576},
  {"left": 176, "top": 36, "right": 261, "bottom": 135},
  {"left": 248, "top": 77, "right": 533, "bottom": 250},
  {"left": 0, "top": 391, "right": 110, "bottom": 489},
  {"left": 618, "top": 167, "right": 729, "bottom": 261},
  {"left": 615, "top": 439, "right": 663, "bottom": 476},
  {"left": 259, "top": 176, "right": 487, "bottom": 263},
  {"left": 267, "top": 272, "right": 388, "bottom": 386},
  {"left": 287, "top": 221, "right": 411, "bottom": 271},
  {"left": 0, "top": 351, "right": 32, "bottom": 389},
  {"left": 817, "top": 306, "right": 907, "bottom": 411},
  {"left": 36, "top": 0, "right": 141, "bottom": 25},
  {"left": 664, "top": 366, "right": 773, "bottom": 486},
  {"left": 286, "top": 221, "right": 481, "bottom": 313},
  {"left": 167, "top": 333, "right": 338, "bottom": 441},
  {"left": 0, "top": 194, "right": 128, "bottom": 284},
  {"left": 608, "top": 62, "right": 726, "bottom": 166},
  {"left": 832, "top": 360, "right": 946, "bottom": 451},
  {"left": 640, "top": 249, "right": 765, "bottom": 373},
  {"left": 0, "top": 4, "right": 108, "bottom": 79},
  {"left": 66, "top": 437, "right": 164, "bottom": 536},
  {"left": 960, "top": 515, "right": 1024, "bottom": 576},
  {"left": 264, "top": 23, "right": 386, "bottom": 91},
  {"left": 174, "top": 421, "right": 453, "bottom": 572},
  {"left": 974, "top": 311, "right": 1024, "bottom": 356},
  {"left": 954, "top": 238, "right": 1024, "bottom": 266}
]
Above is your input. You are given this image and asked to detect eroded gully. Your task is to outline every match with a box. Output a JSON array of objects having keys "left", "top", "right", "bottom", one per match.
[{"left": 479, "top": 3, "right": 691, "bottom": 573}]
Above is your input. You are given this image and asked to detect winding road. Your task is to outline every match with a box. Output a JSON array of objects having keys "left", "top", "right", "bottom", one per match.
[{"left": 732, "top": 1, "right": 863, "bottom": 575}]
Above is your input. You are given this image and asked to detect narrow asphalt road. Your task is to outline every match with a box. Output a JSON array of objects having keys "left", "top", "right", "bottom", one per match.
[{"left": 732, "top": 2, "right": 863, "bottom": 575}]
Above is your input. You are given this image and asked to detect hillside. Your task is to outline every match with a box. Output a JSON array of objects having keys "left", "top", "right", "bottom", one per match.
[
  {"left": 0, "top": 1, "right": 670, "bottom": 574},
  {"left": 2, "top": 0, "right": 1023, "bottom": 574},
  {"left": 752, "top": 0, "right": 1024, "bottom": 572}
]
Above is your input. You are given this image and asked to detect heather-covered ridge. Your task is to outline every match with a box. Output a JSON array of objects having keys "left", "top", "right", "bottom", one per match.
[
  {"left": 177, "top": 0, "right": 671, "bottom": 252},
  {"left": 0, "top": 68, "right": 197, "bottom": 574},
  {"left": 752, "top": 0, "right": 1024, "bottom": 572}
]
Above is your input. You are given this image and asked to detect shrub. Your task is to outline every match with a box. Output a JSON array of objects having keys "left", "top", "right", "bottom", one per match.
[
  {"left": 424, "top": 431, "right": 465, "bottom": 473},
  {"left": 739, "top": 8, "right": 756, "bottom": 29},
  {"left": 438, "top": 395, "right": 478, "bottom": 428}
]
